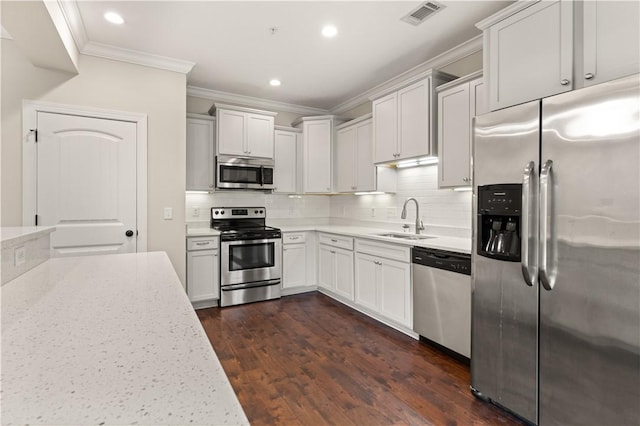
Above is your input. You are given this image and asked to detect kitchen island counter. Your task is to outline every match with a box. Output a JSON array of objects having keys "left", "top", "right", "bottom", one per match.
[{"left": 1, "top": 251, "right": 248, "bottom": 425}]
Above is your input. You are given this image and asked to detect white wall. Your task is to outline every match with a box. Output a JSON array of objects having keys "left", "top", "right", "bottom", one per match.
[
  {"left": 186, "top": 165, "right": 471, "bottom": 236},
  {"left": 186, "top": 192, "right": 330, "bottom": 224},
  {"left": 330, "top": 165, "right": 472, "bottom": 235},
  {"left": 1, "top": 39, "right": 188, "bottom": 283}
]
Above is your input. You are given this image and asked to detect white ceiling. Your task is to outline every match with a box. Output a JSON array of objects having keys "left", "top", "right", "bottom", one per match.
[{"left": 75, "top": 1, "right": 510, "bottom": 110}]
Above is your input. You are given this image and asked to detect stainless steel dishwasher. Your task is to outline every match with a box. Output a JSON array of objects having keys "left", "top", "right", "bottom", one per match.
[{"left": 412, "top": 246, "right": 471, "bottom": 358}]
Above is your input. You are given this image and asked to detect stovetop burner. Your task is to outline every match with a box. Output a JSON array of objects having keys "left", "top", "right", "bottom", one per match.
[{"left": 211, "top": 207, "right": 281, "bottom": 241}]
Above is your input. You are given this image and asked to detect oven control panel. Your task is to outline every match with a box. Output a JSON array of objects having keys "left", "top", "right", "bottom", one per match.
[{"left": 211, "top": 207, "right": 266, "bottom": 219}]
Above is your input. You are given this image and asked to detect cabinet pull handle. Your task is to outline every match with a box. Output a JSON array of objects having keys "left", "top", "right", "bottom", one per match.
[
  {"left": 584, "top": 73, "right": 594, "bottom": 80},
  {"left": 195, "top": 242, "right": 209, "bottom": 246},
  {"left": 331, "top": 250, "right": 336, "bottom": 254},
  {"left": 560, "top": 79, "right": 570, "bottom": 86},
  {"left": 331, "top": 239, "right": 338, "bottom": 243}
]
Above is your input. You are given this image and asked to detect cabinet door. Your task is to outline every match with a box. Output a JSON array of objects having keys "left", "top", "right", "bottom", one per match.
[
  {"left": 217, "top": 109, "right": 246, "bottom": 156},
  {"left": 274, "top": 130, "right": 297, "bottom": 193},
  {"left": 333, "top": 248, "right": 354, "bottom": 301},
  {"left": 379, "top": 258, "right": 411, "bottom": 328},
  {"left": 373, "top": 92, "right": 398, "bottom": 163},
  {"left": 471, "top": 78, "right": 488, "bottom": 116},
  {"left": 354, "top": 253, "right": 378, "bottom": 311},
  {"left": 582, "top": 0, "right": 640, "bottom": 87},
  {"left": 187, "top": 249, "right": 219, "bottom": 302},
  {"left": 303, "top": 120, "right": 332, "bottom": 193},
  {"left": 186, "top": 118, "right": 215, "bottom": 191},
  {"left": 282, "top": 243, "right": 306, "bottom": 289},
  {"left": 246, "top": 113, "right": 274, "bottom": 158},
  {"left": 398, "top": 78, "right": 430, "bottom": 159},
  {"left": 488, "top": 0, "right": 573, "bottom": 111},
  {"left": 355, "top": 120, "right": 375, "bottom": 192},
  {"left": 336, "top": 127, "right": 356, "bottom": 192},
  {"left": 318, "top": 244, "right": 335, "bottom": 291},
  {"left": 438, "top": 83, "right": 471, "bottom": 188}
]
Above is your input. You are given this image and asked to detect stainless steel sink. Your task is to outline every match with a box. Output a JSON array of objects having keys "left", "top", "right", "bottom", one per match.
[{"left": 373, "top": 232, "right": 435, "bottom": 241}]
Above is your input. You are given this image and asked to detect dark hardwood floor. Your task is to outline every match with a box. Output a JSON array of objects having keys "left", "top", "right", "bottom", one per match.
[{"left": 197, "top": 292, "right": 524, "bottom": 426}]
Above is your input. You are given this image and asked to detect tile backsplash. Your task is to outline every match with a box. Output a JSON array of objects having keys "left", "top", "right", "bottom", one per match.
[{"left": 186, "top": 165, "right": 472, "bottom": 234}]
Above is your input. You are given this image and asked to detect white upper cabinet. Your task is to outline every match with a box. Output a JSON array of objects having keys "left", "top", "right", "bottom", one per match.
[
  {"left": 437, "top": 73, "right": 486, "bottom": 188},
  {"left": 371, "top": 70, "right": 454, "bottom": 164},
  {"left": 397, "top": 79, "right": 430, "bottom": 160},
  {"left": 372, "top": 93, "right": 398, "bottom": 163},
  {"left": 482, "top": 0, "right": 574, "bottom": 111},
  {"left": 295, "top": 115, "right": 341, "bottom": 194},
  {"left": 186, "top": 115, "right": 215, "bottom": 191},
  {"left": 273, "top": 127, "right": 301, "bottom": 194},
  {"left": 215, "top": 104, "right": 276, "bottom": 159},
  {"left": 335, "top": 115, "right": 380, "bottom": 193},
  {"left": 581, "top": 0, "right": 639, "bottom": 87},
  {"left": 478, "top": 0, "right": 639, "bottom": 111}
]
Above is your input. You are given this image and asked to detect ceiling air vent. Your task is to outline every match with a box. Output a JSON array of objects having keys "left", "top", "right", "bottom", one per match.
[{"left": 401, "top": 1, "right": 445, "bottom": 26}]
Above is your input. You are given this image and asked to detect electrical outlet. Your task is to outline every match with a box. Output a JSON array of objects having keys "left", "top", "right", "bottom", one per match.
[
  {"left": 192, "top": 207, "right": 200, "bottom": 217},
  {"left": 14, "top": 246, "right": 26, "bottom": 267},
  {"left": 370, "top": 208, "right": 375, "bottom": 218}
]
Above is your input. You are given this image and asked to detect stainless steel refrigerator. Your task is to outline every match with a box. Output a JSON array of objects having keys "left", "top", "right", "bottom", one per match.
[{"left": 471, "top": 74, "right": 640, "bottom": 425}]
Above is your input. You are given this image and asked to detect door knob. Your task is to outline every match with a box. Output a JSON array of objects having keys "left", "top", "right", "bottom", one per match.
[{"left": 125, "top": 230, "right": 134, "bottom": 237}]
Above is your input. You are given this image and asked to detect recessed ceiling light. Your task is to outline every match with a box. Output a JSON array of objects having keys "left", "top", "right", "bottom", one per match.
[
  {"left": 104, "top": 12, "right": 124, "bottom": 25},
  {"left": 269, "top": 79, "right": 281, "bottom": 87},
  {"left": 321, "top": 25, "right": 338, "bottom": 38}
]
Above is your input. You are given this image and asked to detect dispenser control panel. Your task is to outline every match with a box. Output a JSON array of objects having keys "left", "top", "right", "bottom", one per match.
[{"left": 477, "top": 184, "right": 522, "bottom": 262}]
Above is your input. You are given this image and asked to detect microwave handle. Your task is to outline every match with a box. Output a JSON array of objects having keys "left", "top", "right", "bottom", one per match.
[{"left": 259, "top": 166, "right": 264, "bottom": 186}]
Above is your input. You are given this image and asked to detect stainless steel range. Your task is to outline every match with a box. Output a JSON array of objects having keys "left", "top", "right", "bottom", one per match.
[{"left": 211, "top": 207, "right": 282, "bottom": 307}]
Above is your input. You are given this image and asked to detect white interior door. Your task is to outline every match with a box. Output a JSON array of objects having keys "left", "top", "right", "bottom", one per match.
[{"left": 37, "top": 112, "right": 137, "bottom": 256}]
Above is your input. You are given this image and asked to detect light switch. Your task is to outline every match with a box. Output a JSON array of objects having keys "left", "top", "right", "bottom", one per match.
[{"left": 164, "top": 207, "right": 173, "bottom": 220}]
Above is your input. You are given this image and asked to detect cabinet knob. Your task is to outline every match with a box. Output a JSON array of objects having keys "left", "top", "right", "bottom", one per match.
[
  {"left": 209, "top": 184, "right": 214, "bottom": 188},
  {"left": 584, "top": 73, "right": 594, "bottom": 80},
  {"left": 560, "top": 79, "right": 570, "bottom": 86}
]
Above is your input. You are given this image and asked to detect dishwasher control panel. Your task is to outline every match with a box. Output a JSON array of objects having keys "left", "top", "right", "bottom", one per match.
[{"left": 411, "top": 247, "right": 471, "bottom": 276}]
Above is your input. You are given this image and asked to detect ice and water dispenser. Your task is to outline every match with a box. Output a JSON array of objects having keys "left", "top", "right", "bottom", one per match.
[{"left": 477, "top": 184, "right": 522, "bottom": 261}]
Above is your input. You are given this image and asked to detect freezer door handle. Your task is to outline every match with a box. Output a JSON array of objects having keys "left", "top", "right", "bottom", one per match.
[
  {"left": 521, "top": 161, "right": 537, "bottom": 286},
  {"left": 540, "top": 159, "right": 557, "bottom": 291}
]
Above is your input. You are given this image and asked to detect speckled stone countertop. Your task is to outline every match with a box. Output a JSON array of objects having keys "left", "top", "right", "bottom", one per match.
[
  {"left": 277, "top": 224, "right": 472, "bottom": 254},
  {"left": 1, "top": 226, "right": 56, "bottom": 248},
  {"left": 1, "top": 251, "right": 248, "bottom": 425}
]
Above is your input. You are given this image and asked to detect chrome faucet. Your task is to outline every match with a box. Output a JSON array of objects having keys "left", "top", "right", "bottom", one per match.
[{"left": 401, "top": 197, "right": 425, "bottom": 234}]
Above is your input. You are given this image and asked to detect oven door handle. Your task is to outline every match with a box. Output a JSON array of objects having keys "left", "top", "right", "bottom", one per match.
[
  {"left": 222, "top": 238, "right": 281, "bottom": 245},
  {"left": 221, "top": 279, "right": 281, "bottom": 291}
]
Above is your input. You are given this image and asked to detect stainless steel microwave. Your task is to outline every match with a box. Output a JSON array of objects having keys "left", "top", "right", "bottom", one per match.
[{"left": 216, "top": 155, "right": 275, "bottom": 190}]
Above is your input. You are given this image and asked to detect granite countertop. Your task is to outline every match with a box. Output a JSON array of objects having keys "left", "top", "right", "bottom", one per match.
[
  {"left": 1, "top": 251, "right": 248, "bottom": 425},
  {"left": 277, "top": 224, "right": 472, "bottom": 254},
  {"left": 1, "top": 226, "right": 56, "bottom": 248}
]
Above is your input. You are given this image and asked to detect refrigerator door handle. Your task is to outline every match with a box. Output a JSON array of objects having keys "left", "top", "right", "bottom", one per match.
[
  {"left": 540, "top": 159, "right": 557, "bottom": 291},
  {"left": 521, "top": 161, "right": 537, "bottom": 286}
]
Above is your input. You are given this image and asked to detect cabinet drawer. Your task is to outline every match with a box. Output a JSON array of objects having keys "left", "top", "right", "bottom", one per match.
[
  {"left": 318, "top": 233, "right": 353, "bottom": 251},
  {"left": 355, "top": 238, "right": 410, "bottom": 262},
  {"left": 283, "top": 232, "right": 306, "bottom": 244},
  {"left": 187, "top": 237, "right": 219, "bottom": 251}
]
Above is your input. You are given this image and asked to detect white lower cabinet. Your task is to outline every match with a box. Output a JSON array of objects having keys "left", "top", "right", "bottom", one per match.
[
  {"left": 282, "top": 232, "right": 317, "bottom": 295},
  {"left": 317, "top": 233, "right": 354, "bottom": 301},
  {"left": 186, "top": 236, "right": 219, "bottom": 309},
  {"left": 283, "top": 243, "right": 306, "bottom": 288},
  {"left": 354, "top": 239, "right": 412, "bottom": 329}
]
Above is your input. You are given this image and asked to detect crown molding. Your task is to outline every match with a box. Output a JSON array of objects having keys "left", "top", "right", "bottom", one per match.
[
  {"left": 476, "top": 0, "right": 539, "bottom": 30},
  {"left": 57, "top": 0, "right": 88, "bottom": 50},
  {"left": 187, "top": 86, "right": 329, "bottom": 116},
  {"left": 57, "top": 0, "right": 194, "bottom": 74},
  {"left": 82, "top": 41, "right": 195, "bottom": 74},
  {"left": 329, "top": 35, "right": 483, "bottom": 115}
]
